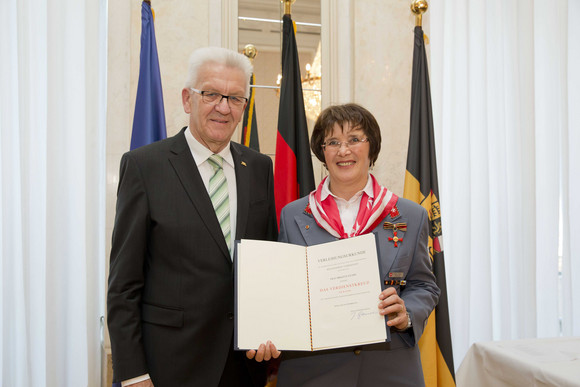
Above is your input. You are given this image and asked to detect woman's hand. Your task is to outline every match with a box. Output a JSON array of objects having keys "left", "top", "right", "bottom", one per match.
[
  {"left": 246, "top": 340, "right": 281, "bottom": 362},
  {"left": 378, "top": 287, "right": 410, "bottom": 330}
]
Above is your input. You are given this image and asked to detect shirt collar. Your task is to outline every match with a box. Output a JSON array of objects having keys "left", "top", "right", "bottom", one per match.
[
  {"left": 322, "top": 174, "right": 374, "bottom": 203},
  {"left": 184, "top": 127, "right": 234, "bottom": 168}
]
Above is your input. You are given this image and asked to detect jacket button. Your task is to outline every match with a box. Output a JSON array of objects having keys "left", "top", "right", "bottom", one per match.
[
  {"left": 353, "top": 349, "right": 361, "bottom": 355},
  {"left": 227, "top": 312, "right": 234, "bottom": 320}
]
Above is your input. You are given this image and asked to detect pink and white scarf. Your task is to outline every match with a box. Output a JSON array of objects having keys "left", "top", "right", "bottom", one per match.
[{"left": 308, "top": 174, "right": 398, "bottom": 239}]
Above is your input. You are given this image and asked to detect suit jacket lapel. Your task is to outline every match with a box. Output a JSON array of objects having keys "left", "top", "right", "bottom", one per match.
[
  {"left": 294, "top": 209, "right": 337, "bottom": 246},
  {"left": 231, "top": 143, "right": 249, "bottom": 240},
  {"left": 168, "top": 129, "right": 230, "bottom": 260}
]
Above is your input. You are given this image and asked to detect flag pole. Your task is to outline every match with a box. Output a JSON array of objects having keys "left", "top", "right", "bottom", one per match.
[
  {"left": 282, "top": 0, "right": 296, "bottom": 16},
  {"left": 410, "top": 0, "right": 428, "bottom": 27}
]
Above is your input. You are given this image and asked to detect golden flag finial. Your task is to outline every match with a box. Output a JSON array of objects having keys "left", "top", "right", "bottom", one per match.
[
  {"left": 282, "top": 0, "right": 296, "bottom": 16},
  {"left": 243, "top": 44, "right": 258, "bottom": 63},
  {"left": 411, "top": 0, "right": 428, "bottom": 27}
]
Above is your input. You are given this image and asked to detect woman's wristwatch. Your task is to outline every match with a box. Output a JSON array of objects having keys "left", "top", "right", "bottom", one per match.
[{"left": 405, "top": 312, "right": 412, "bottom": 329}]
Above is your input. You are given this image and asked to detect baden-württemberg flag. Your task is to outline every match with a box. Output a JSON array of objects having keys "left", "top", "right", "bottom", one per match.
[
  {"left": 404, "top": 25, "right": 456, "bottom": 387},
  {"left": 274, "top": 13, "right": 315, "bottom": 224},
  {"left": 241, "top": 73, "right": 260, "bottom": 151},
  {"left": 130, "top": 0, "right": 166, "bottom": 151}
]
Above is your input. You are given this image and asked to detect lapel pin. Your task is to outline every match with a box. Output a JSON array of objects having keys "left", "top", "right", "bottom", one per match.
[{"left": 241, "top": 161, "right": 247, "bottom": 167}]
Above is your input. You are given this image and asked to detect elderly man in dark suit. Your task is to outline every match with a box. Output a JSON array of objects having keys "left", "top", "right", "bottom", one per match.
[{"left": 107, "top": 47, "right": 279, "bottom": 387}]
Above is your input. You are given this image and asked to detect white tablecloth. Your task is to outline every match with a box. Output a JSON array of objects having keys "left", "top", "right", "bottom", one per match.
[{"left": 457, "top": 337, "right": 580, "bottom": 387}]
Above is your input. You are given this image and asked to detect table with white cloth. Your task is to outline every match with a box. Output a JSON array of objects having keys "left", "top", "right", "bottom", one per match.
[{"left": 457, "top": 337, "right": 580, "bottom": 387}]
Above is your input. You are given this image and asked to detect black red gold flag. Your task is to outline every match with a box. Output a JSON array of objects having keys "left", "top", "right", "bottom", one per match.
[
  {"left": 241, "top": 73, "right": 260, "bottom": 151},
  {"left": 404, "top": 26, "right": 456, "bottom": 387},
  {"left": 274, "top": 14, "right": 315, "bottom": 224}
]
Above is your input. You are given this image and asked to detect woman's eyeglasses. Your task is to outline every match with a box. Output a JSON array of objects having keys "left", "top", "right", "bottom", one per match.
[{"left": 322, "top": 137, "right": 369, "bottom": 152}]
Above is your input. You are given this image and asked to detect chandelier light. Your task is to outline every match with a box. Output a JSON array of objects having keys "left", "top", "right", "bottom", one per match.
[{"left": 301, "top": 43, "right": 322, "bottom": 121}]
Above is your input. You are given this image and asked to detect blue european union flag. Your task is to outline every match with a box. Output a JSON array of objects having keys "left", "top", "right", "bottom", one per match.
[{"left": 130, "top": 0, "right": 166, "bottom": 150}]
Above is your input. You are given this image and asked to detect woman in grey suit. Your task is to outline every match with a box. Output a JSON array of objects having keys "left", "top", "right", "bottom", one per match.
[{"left": 275, "top": 103, "right": 440, "bottom": 387}]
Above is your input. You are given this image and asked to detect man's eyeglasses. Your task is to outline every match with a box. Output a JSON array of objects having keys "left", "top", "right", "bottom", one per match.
[
  {"left": 322, "top": 137, "right": 369, "bottom": 152},
  {"left": 190, "top": 88, "right": 248, "bottom": 108}
]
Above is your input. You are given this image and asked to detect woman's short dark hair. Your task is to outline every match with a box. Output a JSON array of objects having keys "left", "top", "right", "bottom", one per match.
[{"left": 311, "top": 103, "right": 381, "bottom": 167}]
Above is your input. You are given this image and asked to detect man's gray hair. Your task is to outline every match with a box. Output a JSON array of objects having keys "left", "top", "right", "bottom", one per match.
[{"left": 184, "top": 47, "right": 253, "bottom": 97}]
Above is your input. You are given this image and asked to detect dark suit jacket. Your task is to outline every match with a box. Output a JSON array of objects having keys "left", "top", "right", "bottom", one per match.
[
  {"left": 276, "top": 196, "right": 440, "bottom": 387},
  {"left": 107, "top": 128, "right": 277, "bottom": 386}
]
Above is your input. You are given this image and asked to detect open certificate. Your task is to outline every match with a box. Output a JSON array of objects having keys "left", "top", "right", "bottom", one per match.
[{"left": 235, "top": 233, "right": 388, "bottom": 351}]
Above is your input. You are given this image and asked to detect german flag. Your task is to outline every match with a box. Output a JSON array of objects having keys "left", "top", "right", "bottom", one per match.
[
  {"left": 241, "top": 73, "right": 260, "bottom": 151},
  {"left": 404, "top": 26, "right": 456, "bottom": 387},
  {"left": 274, "top": 13, "right": 315, "bottom": 224}
]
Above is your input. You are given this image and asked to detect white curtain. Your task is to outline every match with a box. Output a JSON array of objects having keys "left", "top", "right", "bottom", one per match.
[
  {"left": 430, "top": 0, "right": 580, "bottom": 370},
  {"left": 0, "top": 0, "right": 107, "bottom": 385}
]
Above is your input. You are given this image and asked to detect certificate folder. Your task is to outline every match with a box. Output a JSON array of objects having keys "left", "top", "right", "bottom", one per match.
[{"left": 234, "top": 233, "right": 388, "bottom": 351}]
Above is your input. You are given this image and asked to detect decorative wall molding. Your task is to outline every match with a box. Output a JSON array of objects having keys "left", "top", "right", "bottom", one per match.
[
  {"left": 222, "top": 0, "right": 239, "bottom": 50},
  {"left": 322, "top": 0, "right": 353, "bottom": 107}
]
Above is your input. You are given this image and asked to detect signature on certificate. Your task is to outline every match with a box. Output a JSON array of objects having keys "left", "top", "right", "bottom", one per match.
[{"left": 350, "top": 309, "right": 377, "bottom": 320}]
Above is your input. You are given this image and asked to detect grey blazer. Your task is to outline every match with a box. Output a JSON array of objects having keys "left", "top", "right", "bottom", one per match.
[{"left": 276, "top": 195, "right": 440, "bottom": 387}]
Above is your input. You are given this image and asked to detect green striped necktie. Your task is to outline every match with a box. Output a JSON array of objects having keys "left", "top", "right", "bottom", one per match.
[{"left": 208, "top": 154, "right": 231, "bottom": 254}]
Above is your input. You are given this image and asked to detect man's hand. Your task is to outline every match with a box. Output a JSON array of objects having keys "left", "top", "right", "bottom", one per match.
[
  {"left": 378, "top": 287, "right": 410, "bottom": 330},
  {"left": 246, "top": 340, "right": 281, "bottom": 362},
  {"left": 126, "top": 380, "right": 154, "bottom": 387}
]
